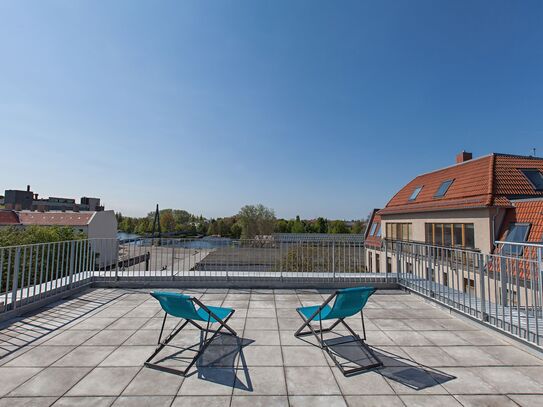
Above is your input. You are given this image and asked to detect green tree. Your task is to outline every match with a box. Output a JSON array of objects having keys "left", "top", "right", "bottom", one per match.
[
  {"left": 237, "top": 204, "right": 276, "bottom": 239},
  {"left": 315, "top": 217, "right": 328, "bottom": 233},
  {"left": 0, "top": 226, "right": 85, "bottom": 247},
  {"left": 274, "top": 219, "right": 290, "bottom": 233},
  {"left": 160, "top": 211, "right": 176, "bottom": 233},
  {"left": 291, "top": 215, "right": 305, "bottom": 233},
  {"left": 328, "top": 220, "right": 349, "bottom": 234},
  {"left": 230, "top": 222, "right": 242, "bottom": 238},
  {"left": 351, "top": 220, "right": 364, "bottom": 234}
]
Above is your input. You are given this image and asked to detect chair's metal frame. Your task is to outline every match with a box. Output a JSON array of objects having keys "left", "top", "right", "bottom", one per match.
[
  {"left": 294, "top": 289, "right": 382, "bottom": 376},
  {"left": 144, "top": 297, "right": 237, "bottom": 376}
]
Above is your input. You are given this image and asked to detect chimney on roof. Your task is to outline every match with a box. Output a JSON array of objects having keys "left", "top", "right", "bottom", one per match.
[
  {"left": 456, "top": 151, "right": 472, "bottom": 164},
  {"left": 27, "top": 185, "right": 31, "bottom": 192}
]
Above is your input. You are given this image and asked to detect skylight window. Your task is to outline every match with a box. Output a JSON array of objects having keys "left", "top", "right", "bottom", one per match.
[
  {"left": 375, "top": 224, "right": 381, "bottom": 237},
  {"left": 434, "top": 179, "right": 454, "bottom": 198},
  {"left": 503, "top": 223, "right": 530, "bottom": 256},
  {"left": 520, "top": 169, "right": 543, "bottom": 191},
  {"left": 409, "top": 186, "right": 423, "bottom": 201},
  {"left": 369, "top": 223, "right": 377, "bottom": 236}
]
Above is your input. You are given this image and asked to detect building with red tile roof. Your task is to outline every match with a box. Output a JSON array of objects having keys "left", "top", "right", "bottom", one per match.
[
  {"left": 364, "top": 209, "right": 382, "bottom": 249},
  {"left": 379, "top": 153, "right": 543, "bottom": 216},
  {"left": 0, "top": 210, "right": 20, "bottom": 226},
  {"left": 0, "top": 210, "right": 117, "bottom": 241},
  {"left": 498, "top": 199, "right": 543, "bottom": 244},
  {"left": 370, "top": 152, "right": 543, "bottom": 255}
]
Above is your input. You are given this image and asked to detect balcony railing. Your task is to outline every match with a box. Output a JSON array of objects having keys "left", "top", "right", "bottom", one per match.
[
  {"left": 1, "top": 236, "right": 542, "bottom": 350},
  {"left": 386, "top": 239, "right": 543, "bottom": 348}
]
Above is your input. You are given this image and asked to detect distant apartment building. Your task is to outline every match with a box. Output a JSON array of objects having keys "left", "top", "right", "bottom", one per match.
[
  {"left": 0, "top": 209, "right": 118, "bottom": 266},
  {"left": 365, "top": 152, "right": 543, "bottom": 304},
  {"left": 3, "top": 186, "right": 104, "bottom": 212}
]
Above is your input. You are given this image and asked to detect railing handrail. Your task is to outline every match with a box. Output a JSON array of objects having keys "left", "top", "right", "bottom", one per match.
[
  {"left": 0, "top": 238, "right": 118, "bottom": 250},
  {"left": 495, "top": 240, "right": 543, "bottom": 249}
]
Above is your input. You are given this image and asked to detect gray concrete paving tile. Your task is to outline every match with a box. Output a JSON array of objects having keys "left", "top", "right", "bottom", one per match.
[
  {"left": 482, "top": 346, "right": 543, "bottom": 366},
  {"left": 454, "top": 395, "right": 519, "bottom": 407},
  {"left": 247, "top": 308, "right": 276, "bottom": 318},
  {"left": 99, "top": 345, "right": 155, "bottom": 366},
  {"left": 233, "top": 366, "right": 287, "bottom": 395},
  {"left": 285, "top": 366, "right": 341, "bottom": 395},
  {"left": 52, "top": 396, "right": 115, "bottom": 406},
  {"left": 441, "top": 346, "right": 502, "bottom": 366},
  {"left": 122, "top": 366, "right": 183, "bottom": 395},
  {"left": 331, "top": 368, "right": 395, "bottom": 395},
  {"left": 468, "top": 367, "right": 543, "bottom": 394},
  {"left": 344, "top": 395, "right": 405, "bottom": 407},
  {"left": 231, "top": 395, "right": 288, "bottom": 406},
  {"left": 288, "top": 396, "right": 347, "bottom": 407},
  {"left": 438, "top": 367, "right": 499, "bottom": 395},
  {"left": 400, "top": 395, "right": 463, "bottom": 406},
  {"left": 9, "top": 366, "right": 92, "bottom": 396},
  {"left": 107, "top": 318, "right": 150, "bottom": 330},
  {"left": 177, "top": 368, "right": 236, "bottom": 395},
  {"left": 71, "top": 318, "right": 117, "bottom": 330},
  {"left": 508, "top": 395, "right": 543, "bottom": 407},
  {"left": 385, "top": 330, "right": 433, "bottom": 346},
  {"left": 282, "top": 346, "right": 328, "bottom": 366},
  {"left": 53, "top": 346, "right": 115, "bottom": 367},
  {"left": 111, "top": 396, "right": 174, "bottom": 406},
  {"left": 401, "top": 346, "right": 458, "bottom": 367},
  {"left": 0, "top": 397, "right": 57, "bottom": 406},
  {"left": 171, "top": 396, "right": 231, "bottom": 406},
  {"left": 83, "top": 330, "right": 135, "bottom": 346},
  {"left": 244, "top": 318, "right": 278, "bottom": 330},
  {"left": 0, "top": 367, "right": 43, "bottom": 396},
  {"left": 42, "top": 330, "right": 98, "bottom": 346},
  {"left": 5, "top": 345, "right": 74, "bottom": 367},
  {"left": 66, "top": 367, "right": 140, "bottom": 396},
  {"left": 242, "top": 345, "right": 283, "bottom": 366},
  {"left": 242, "top": 329, "right": 280, "bottom": 345}
]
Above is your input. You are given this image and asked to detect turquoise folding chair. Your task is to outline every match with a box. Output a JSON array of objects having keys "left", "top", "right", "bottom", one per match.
[
  {"left": 145, "top": 291, "right": 237, "bottom": 376},
  {"left": 295, "top": 287, "right": 382, "bottom": 375}
]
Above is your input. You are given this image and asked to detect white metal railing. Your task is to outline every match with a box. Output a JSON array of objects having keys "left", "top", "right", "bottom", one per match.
[
  {"left": 2, "top": 236, "right": 542, "bottom": 350},
  {"left": 1, "top": 237, "right": 393, "bottom": 320},
  {"left": 386, "top": 239, "right": 543, "bottom": 348}
]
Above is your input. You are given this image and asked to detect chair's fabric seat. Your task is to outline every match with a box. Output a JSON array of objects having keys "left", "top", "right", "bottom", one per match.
[
  {"left": 151, "top": 291, "right": 232, "bottom": 323},
  {"left": 197, "top": 305, "right": 233, "bottom": 323},
  {"left": 297, "top": 304, "right": 333, "bottom": 321}
]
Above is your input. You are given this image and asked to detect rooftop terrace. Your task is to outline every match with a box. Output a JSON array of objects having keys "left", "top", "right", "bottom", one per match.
[{"left": 1, "top": 287, "right": 542, "bottom": 406}]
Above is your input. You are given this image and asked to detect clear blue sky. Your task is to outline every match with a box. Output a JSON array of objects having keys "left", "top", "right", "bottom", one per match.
[{"left": 1, "top": 1, "right": 542, "bottom": 219}]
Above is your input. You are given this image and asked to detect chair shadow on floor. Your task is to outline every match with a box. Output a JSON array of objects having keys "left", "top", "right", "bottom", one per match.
[
  {"left": 319, "top": 334, "right": 456, "bottom": 390},
  {"left": 152, "top": 332, "right": 254, "bottom": 391}
]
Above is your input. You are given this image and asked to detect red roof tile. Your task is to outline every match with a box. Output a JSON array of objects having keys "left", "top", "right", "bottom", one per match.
[
  {"left": 364, "top": 210, "right": 382, "bottom": 248},
  {"left": 0, "top": 210, "right": 20, "bottom": 225},
  {"left": 494, "top": 199, "right": 543, "bottom": 279},
  {"left": 498, "top": 200, "right": 543, "bottom": 244},
  {"left": 379, "top": 153, "right": 543, "bottom": 215},
  {"left": 17, "top": 212, "right": 94, "bottom": 226}
]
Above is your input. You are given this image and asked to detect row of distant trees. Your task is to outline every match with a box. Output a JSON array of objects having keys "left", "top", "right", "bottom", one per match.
[
  {"left": 0, "top": 226, "right": 85, "bottom": 247},
  {"left": 117, "top": 204, "right": 367, "bottom": 239}
]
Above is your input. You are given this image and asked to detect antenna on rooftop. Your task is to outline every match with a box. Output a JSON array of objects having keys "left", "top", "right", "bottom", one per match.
[
  {"left": 533, "top": 147, "right": 537, "bottom": 157},
  {"left": 151, "top": 204, "right": 161, "bottom": 244}
]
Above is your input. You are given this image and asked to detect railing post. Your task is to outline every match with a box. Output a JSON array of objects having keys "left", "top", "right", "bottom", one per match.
[
  {"left": 332, "top": 241, "right": 336, "bottom": 280},
  {"left": 429, "top": 247, "right": 434, "bottom": 298},
  {"left": 538, "top": 247, "right": 543, "bottom": 322},
  {"left": 11, "top": 248, "right": 21, "bottom": 311},
  {"left": 384, "top": 240, "right": 388, "bottom": 284},
  {"left": 171, "top": 244, "right": 175, "bottom": 280},
  {"left": 280, "top": 241, "right": 283, "bottom": 282},
  {"left": 68, "top": 241, "right": 76, "bottom": 290},
  {"left": 479, "top": 253, "right": 488, "bottom": 321},
  {"left": 396, "top": 241, "right": 402, "bottom": 276}
]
